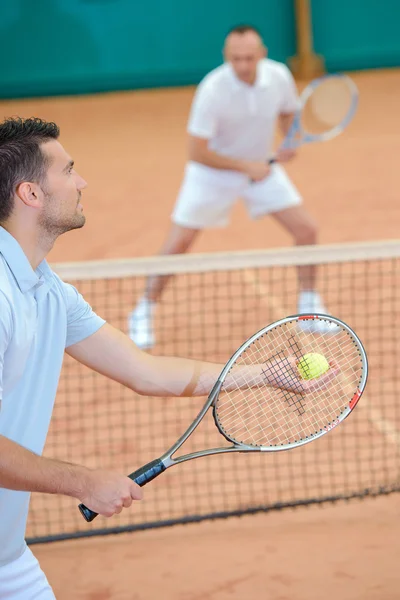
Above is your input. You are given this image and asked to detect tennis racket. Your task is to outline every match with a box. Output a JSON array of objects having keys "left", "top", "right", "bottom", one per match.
[
  {"left": 269, "top": 73, "right": 359, "bottom": 162},
  {"left": 79, "top": 313, "right": 368, "bottom": 522}
]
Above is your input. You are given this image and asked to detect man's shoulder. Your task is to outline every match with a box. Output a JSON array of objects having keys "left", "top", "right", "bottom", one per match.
[
  {"left": 197, "top": 63, "right": 233, "bottom": 92},
  {"left": 46, "top": 266, "right": 74, "bottom": 304},
  {"left": 261, "top": 58, "right": 293, "bottom": 80},
  {"left": 0, "top": 255, "right": 14, "bottom": 305}
]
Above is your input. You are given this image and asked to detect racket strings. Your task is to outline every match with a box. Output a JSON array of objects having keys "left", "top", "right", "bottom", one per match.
[
  {"left": 215, "top": 319, "right": 363, "bottom": 448},
  {"left": 301, "top": 78, "right": 355, "bottom": 135}
]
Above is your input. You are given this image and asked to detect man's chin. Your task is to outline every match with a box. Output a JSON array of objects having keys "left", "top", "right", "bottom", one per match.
[
  {"left": 238, "top": 74, "right": 253, "bottom": 84},
  {"left": 73, "top": 214, "right": 86, "bottom": 229},
  {"left": 63, "top": 214, "right": 86, "bottom": 234}
]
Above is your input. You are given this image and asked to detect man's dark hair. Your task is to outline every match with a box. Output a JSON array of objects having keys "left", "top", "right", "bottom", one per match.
[
  {"left": 226, "top": 24, "right": 263, "bottom": 38},
  {"left": 0, "top": 117, "right": 60, "bottom": 221}
]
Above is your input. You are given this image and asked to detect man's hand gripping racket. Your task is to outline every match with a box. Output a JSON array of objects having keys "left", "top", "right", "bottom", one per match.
[
  {"left": 269, "top": 73, "right": 359, "bottom": 164},
  {"left": 79, "top": 314, "right": 367, "bottom": 522}
]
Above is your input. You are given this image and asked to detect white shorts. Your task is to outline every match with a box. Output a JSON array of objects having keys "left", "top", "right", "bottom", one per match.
[
  {"left": 0, "top": 547, "right": 55, "bottom": 600},
  {"left": 172, "top": 162, "right": 302, "bottom": 229}
]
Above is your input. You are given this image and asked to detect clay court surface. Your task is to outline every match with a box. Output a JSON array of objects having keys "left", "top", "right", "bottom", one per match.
[{"left": 1, "top": 69, "right": 400, "bottom": 598}]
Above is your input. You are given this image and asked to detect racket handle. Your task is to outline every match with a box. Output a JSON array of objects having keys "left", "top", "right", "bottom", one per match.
[
  {"left": 78, "top": 458, "right": 166, "bottom": 523},
  {"left": 128, "top": 458, "right": 166, "bottom": 486},
  {"left": 79, "top": 503, "right": 98, "bottom": 522}
]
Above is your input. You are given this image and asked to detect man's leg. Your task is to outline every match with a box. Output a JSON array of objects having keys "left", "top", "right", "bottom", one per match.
[
  {"left": 145, "top": 224, "right": 200, "bottom": 302},
  {"left": 271, "top": 205, "right": 318, "bottom": 293},
  {"left": 271, "top": 205, "right": 337, "bottom": 332},
  {"left": 243, "top": 164, "right": 337, "bottom": 333},
  {"left": 128, "top": 224, "right": 200, "bottom": 349},
  {"left": 129, "top": 164, "right": 241, "bottom": 348}
]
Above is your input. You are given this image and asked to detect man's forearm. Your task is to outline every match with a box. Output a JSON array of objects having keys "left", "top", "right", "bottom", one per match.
[
  {"left": 142, "top": 353, "right": 336, "bottom": 398},
  {"left": 189, "top": 146, "right": 247, "bottom": 173},
  {"left": 0, "top": 434, "right": 89, "bottom": 497},
  {"left": 279, "top": 112, "right": 295, "bottom": 137},
  {"left": 133, "top": 354, "right": 270, "bottom": 398}
]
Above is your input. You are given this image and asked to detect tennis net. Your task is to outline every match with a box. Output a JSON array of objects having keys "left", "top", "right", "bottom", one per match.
[{"left": 27, "top": 240, "right": 400, "bottom": 544}]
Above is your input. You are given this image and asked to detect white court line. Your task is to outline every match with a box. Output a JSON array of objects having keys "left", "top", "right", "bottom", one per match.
[{"left": 240, "top": 268, "right": 400, "bottom": 448}]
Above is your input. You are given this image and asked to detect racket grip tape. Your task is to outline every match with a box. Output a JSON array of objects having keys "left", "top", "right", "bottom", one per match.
[
  {"left": 78, "top": 458, "right": 166, "bottom": 523},
  {"left": 128, "top": 458, "right": 166, "bottom": 486}
]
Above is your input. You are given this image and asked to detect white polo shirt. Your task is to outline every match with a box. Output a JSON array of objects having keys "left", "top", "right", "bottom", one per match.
[
  {"left": 187, "top": 58, "right": 299, "bottom": 162},
  {"left": 0, "top": 227, "right": 105, "bottom": 566}
]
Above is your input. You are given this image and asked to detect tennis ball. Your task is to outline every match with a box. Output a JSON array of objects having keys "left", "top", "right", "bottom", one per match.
[{"left": 297, "top": 353, "right": 329, "bottom": 380}]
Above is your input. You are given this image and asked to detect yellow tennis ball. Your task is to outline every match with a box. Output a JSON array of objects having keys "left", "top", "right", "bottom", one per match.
[{"left": 297, "top": 353, "right": 329, "bottom": 380}]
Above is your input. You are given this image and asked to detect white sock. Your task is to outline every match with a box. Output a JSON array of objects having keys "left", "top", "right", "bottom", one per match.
[
  {"left": 134, "top": 296, "right": 156, "bottom": 316},
  {"left": 298, "top": 290, "right": 323, "bottom": 312}
]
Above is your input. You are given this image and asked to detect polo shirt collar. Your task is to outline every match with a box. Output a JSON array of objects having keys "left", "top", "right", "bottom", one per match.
[
  {"left": 256, "top": 60, "right": 272, "bottom": 88},
  {"left": 227, "top": 60, "right": 271, "bottom": 90},
  {"left": 0, "top": 226, "right": 52, "bottom": 293}
]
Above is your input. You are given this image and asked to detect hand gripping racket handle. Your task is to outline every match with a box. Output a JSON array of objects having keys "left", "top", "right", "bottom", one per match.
[
  {"left": 250, "top": 157, "right": 276, "bottom": 183},
  {"left": 78, "top": 458, "right": 166, "bottom": 522}
]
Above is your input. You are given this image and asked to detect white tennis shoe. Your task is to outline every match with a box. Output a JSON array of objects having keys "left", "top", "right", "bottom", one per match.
[{"left": 297, "top": 291, "right": 339, "bottom": 335}]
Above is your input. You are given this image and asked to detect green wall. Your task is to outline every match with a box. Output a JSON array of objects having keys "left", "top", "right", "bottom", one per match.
[
  {"left": 0, "top": 0, "right": 295, "bottom": 98},
  {"left": 312, "top": 0, "right": 400, "bottom": 71},
  {"left": 1, "top": 0, "right": 399, "bottom": 99}
]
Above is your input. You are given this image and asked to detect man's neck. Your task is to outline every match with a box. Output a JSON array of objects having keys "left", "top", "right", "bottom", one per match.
[{"left": 0, "top": 221, "right": 55, "bottom": 270}]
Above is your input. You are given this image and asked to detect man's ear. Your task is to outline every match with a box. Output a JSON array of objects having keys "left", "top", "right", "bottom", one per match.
[{"left": 15, "top": 182, "right": 43, "bottom": 209}]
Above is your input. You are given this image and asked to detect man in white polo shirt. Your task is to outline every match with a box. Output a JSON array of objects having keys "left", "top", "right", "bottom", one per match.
[
  {"left": 128, "top": 25, "right": 335, "bottom": 349},
  {"left": 0, "top": 117, "right": 335, "bottom": 598}
]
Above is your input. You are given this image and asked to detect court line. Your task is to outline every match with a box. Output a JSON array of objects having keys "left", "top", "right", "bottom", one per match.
[{"left": 240, "top": 268, "right": 400, "bottom": 448}]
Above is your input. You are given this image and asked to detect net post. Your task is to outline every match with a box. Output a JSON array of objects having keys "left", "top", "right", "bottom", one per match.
[{"left": 289, "top": 0, "right": 325, "bottom": 79}]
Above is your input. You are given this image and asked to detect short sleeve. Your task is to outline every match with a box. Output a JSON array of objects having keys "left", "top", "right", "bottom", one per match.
[
  {"left": 279, "top": 65, "right": 300, "bottom": 114},
  {"left": 60, "top": 281, "right": 106, "bottom": 348},
  {"left": 0, "top": 293, "right": 13, "bottom": 400},
  {"left": 187, "top": 80, "right": 218, "bottom": 139}
]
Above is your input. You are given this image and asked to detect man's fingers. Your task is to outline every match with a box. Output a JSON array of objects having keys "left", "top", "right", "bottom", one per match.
[
  {"left": 130, "top": 480, "right": 143, "bottom": 501},
  {"left": 286, "top": 356, "right": 340, "bottom": 394},
  {"left": 303, "top": 362, "right": 341, "bottom": 392},
  {"left": 123, "top": 495, "right": 133, "bottom": 509}
]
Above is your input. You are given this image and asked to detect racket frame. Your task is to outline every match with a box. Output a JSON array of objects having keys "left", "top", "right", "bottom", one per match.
[
  {"left": 79, "top": 313, "right": 368, "bottom": 522},
  {"left": 269, "top": 73, "right": 359, "bottom": 164}
]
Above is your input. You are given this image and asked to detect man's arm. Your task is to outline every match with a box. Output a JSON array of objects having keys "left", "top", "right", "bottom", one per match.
[
  {"left": 67, "top": 323, "right": 225, "bottom": 397},
  {"left": 187, "top": 80, "right": 270, "bottom": 181},
  {"left": 278, "top": 112, "right": 295, "bottom": 137},
  {"left": 275, "top": 112, "right": 297, "bottom": 163},
  {"left": 66, "top": 323, "right": 338, "bottom": 397},
  {"left": 0, "top": 290, "right": 141, "bottom": 518},
  {"left": 0, "top": 434, "right": 142, "bottom": 517},
  {"left": 188, "top": 135, "right": 270, "bottom": 182},
  {"left": 275, "top": 63, "right": 300, "bottom": 163}
]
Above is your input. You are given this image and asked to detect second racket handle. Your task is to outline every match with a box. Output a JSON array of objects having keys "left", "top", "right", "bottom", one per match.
[{"left": 79, "top": 458, "right": 166, "bottom": 523}]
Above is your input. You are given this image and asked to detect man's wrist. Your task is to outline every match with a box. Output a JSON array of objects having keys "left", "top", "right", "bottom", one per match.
[
  {"left": 56, "top": 461, "right": 92, "bottom": 500},
  {"left": 237, "top": 160, "right": 250, "bottom": 174}
]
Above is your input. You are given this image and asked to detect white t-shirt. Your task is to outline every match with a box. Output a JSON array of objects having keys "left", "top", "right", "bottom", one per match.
[{"left": 187, "top": 58, "right": 299, "bottom": 162}]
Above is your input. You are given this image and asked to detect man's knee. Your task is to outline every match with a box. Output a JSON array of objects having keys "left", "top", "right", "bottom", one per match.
[
  {"left": 162, "top": 224, "right": 200, "bottom": 255},
  {"left": 294, "top": 219, "right": 318, "bottom": 245}
]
